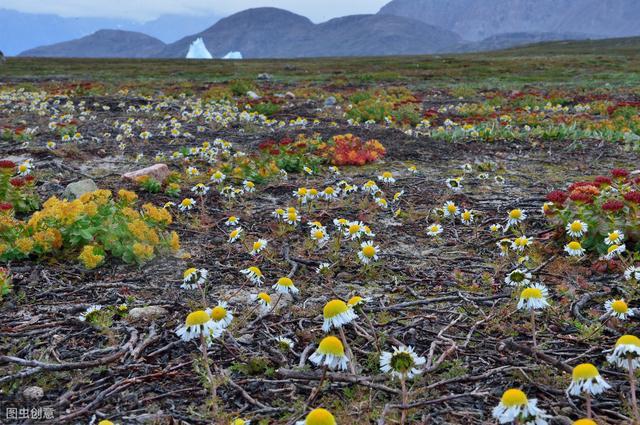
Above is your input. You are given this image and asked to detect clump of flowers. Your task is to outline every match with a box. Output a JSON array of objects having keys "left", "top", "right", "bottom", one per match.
[
  {"left": 0, "top": 159, "right": 39, "bottom": 213},
  {"left": 324, "top": 134, "right": 386, "bottom": 166},
  {"left": 0, "top": 189, "right": 179, "bottom": 268},
  {"left": 545, "top": 169, "right": 640, "bottom": 257}
]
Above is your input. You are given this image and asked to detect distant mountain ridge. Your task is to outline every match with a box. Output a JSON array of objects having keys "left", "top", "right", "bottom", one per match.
[
  {"left": 10, "top": 1, "right": 640, "bottom": 59},
  {"left": 378, "top": 0, "right": 640, "bottom": 41},
  {"left": 0, "top": 8, "right": 219, "bottom": 56},
  {"left": 20, "top": 30, "right": 166, "bottom": 58},
  {"left": 157, "top": 8, "right": 462, "bottom": 58}
]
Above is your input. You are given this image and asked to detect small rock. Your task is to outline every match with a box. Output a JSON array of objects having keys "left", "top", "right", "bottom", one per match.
[
  {"left": 324, "top": 96, "right": 337, "bottom": 107},
  {"left": 62, "top": 179, "right": 97, "bottom": 199},
  {"left": 236, "top": 334, "right": 253, "bottom": 345},
  {"left": 122, "top": 164, "right": 170, "bottom": 183},
  {"left": 246, "top": 91, "right": 260, "bottom": 100},
  {"left": 23, "top": 386, "right": 44, "bottom": 401},
  {"left": 257, "top": 73, "right": 273, "bottom": 81},
  {"left": 127, "top": 306, "right": 168, "bottom": 322},
  {"left": 285, "top": 91, "right": 295, "bottom": 99}
]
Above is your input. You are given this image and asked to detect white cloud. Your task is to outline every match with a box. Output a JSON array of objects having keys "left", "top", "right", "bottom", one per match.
[{"left": 1, "top": 0, "right": 390, "bottom": 22}]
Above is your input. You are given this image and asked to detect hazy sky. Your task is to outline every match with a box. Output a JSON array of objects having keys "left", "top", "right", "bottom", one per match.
[{"left": 2, "top": 0, "right": 391, "bottom": 22}]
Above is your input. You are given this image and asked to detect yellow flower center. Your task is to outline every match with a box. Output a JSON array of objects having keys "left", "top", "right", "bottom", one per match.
[
  {"left": 324, "top": 300, "right": 348, "bottom": 318},
  {"left": 616, "top": 335, "right": 640, "bottom": 348},
  {"left": 318, "top": 336, "right": 345, "bottom": 356},
  {"left": 362, "top": 245, "right": 376, "bottom": 258},
  {"left": 228, "top": 216, "right": 237, "bottom": 222},
  {"left": 611, "top": 299, "right": 628, "bottom": 314},
  {"left": 305, "top": 408, "right": 336, "bottom": 425},
  {"left": 183, "top": 268, "right": 197, "bottom": 279},
  {"left": 572, "top": 363, "right": 599, "bottom": 381},
  {"left": 382, "top": 172, "right": 393, "bottom": 179},
  {"left": 348, "top": 224, "right": 361, "bottom": 234},
  {"left": 288, "top": 212, "right": 298, "bottom": 221},
  {"left": 230, "top": 229, "right": 239, "bottom": 238},
  {"left": 258, "top": 293, "right": 271, "bottom": 304},
  {"left": 573, "top": 420, "right": 597, "bottom": 425},
  {"left": 520, "top": 288, "right": 542, "bottom": 300},
  {"left": 462, "top": 211, "right": 471, "bottom": 220},
  {"left": 277, "top": 277, "right": 293, "bottom": 287},
  {"left": 609, "top": 231, "right": 620, "bottom": 240},
  {"left": 501, "top": 388, "right": 528, "bottom": 407},
  {"left": 568, "top": 241, "right": 582, "bottom": 250},
  {"left": 248, "top": 266, "right": 262, "bottom": 276},
  {"left": 314, "top": 230, "right": 325, "bottom": 239},
  {"left": 570, "top": 221, "right": 583, "bottom": 232},
  {"left": 509, "top": 209, "right": 522, "bottom": 219},
  {"left": 348, "top": 296, "right": 364, "bottom": 307},
  {"left": 253, "top": 241, "right": 263, "bottom": 250},
  {"left": 185, "top": 310, "right": 210, "bottom": 327},
  {"left": 607, "top": 245, "right": 620, "bottom": 254},
  {"left": 210, "top": 306, "right": 227, "bottom": 321},
  {"left": 297, "top": 188, "right": 308, "bottom": 196},
  {"left": 98, "top": 421, "right": 115, "bottom": 425},
  {"left": 447, "top": 204, "right": 457, "bottom": 213}
]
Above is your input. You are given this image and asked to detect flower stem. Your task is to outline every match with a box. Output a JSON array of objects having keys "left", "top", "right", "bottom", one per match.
[
  {"left": 628, "top": 358, "right": 639, "bottom": 424},
  {"left": 585, "top": 392, "right": 592, "bottom": 418},
  {"left": 400, "top": 375, "right": 408, "bottom": 425},
  {"left": 200, "top": 333, "right": 217, "bottom": 417},
  {"left": 339, "top": 326, "right": 357, "bottom": 374},
  {"left": 531, "top": 310, "right": 537, "bottom": 349}
]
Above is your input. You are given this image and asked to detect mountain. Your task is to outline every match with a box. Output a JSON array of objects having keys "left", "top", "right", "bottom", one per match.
[
  {"left": 157, "top": 7, "right": 461, "bottom": 58},
  {"left": 457, "top": 32, "right": 594, "bottom": 53},
  {"left": 20, "top": 30, "right": 166, "bottom": 58},
  {"left": 378, "top": 0, "right": 640, "bottom": 41},
  {"left": 0, "top": 9, "right": 219, "bottom": 56}
]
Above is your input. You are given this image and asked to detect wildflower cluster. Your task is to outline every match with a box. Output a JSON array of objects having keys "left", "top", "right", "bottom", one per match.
[
  {"left": 0, "top": 189, "right": 179, "bottom": 267},
  {"left": 0, "top": 159, "right": 39, "bottom": 213}
]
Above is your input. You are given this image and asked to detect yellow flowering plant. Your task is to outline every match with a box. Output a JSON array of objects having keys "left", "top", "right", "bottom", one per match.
[{"left": 0, "top": 189, "right": 180, "bottom": 267}]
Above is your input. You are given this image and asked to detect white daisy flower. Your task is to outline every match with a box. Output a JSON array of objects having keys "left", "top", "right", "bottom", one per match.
[
  {"left": 250, "top": 239, "right": 268, "bottom": 256},
  {"left": 624, "top": 266, "right": 640, "bottom": 281},
  {"left": 322, "top": 299, "right": 358, "bottom": 332},
  {"left": 225, "top": 216, "right": 240, "bottom": 226},
  {"left": 564, "top": 241, "right": 585, "bottom": 257},
  {"left": 242, "top": 180, "right": 255, "bottom": 193},
  {"left": 492, "top": 389, "right": 549, "bottom": 425},
  {"left": 566, "top": 220, "right": 588, "bottom": 238},
  {"left": 605, "top": 230, "right": 624, "bottom": 246},
  {"left": 605, "top": 299, "right": 634, "bottom": 320},
  {"left": 443, "top": 201, "right": 459, "bottom": 217},
  {"left": 505, "top": 269, "right": 532, "bottom": 286},
  {"left": 241, "top": 266, "right": 264, "bottom": 285},
  {"left": 206, "top": 301, "right": 233, "bottom": 330},
  {"left": 427, "top": 223, "right": 443, "bottom": 237},
  {"left": 296, "top": 409, "right": 336, "bottom": 425},
  {"left": 175, "top": 310, "right": 221, "bottom": 341},
  {"left": 182, "top": 268, "right": 208, "bottom": 289},
  {"left": 517, "top": 284, "right": 550, "bottom": 311},
  {"left": 228, "top": 227, "right": 243, "bottom": 243},
  {"left": 272, "top": 277, "right": 299, "bottom": 294},
  {"left": 506, "top": 209, "right": 526, "bottom": 228},
  {"left": 178, "top": 198, "right": 196, "bottom": 211},
  {"left": 602, "top": 244, "right": 626, "bottom": 260},
  {"left": 568, "top": 363, "right": 611, "bottom": 396},
  {"left": 607, "top": 335, "right": 640, "bottom": 370},
  {"left": 445, "top": 177, "right": 463, "bottom": 192},
  {"left": 378, "top": 171, "right": 395, "bottom": 184},
  {"left": 276, "top": 336, "right": 295, "bottom": 350},
  {"left": 78, "top": 305, "right": 102, "bottom": 322},
  {"left": 255, "top": 292, "right": 272, "bottom": 314},
  {"left": 191, "top": 183, "right": 209, "bottom": 196},
  {"left": 309, "top": 336, "right": 349, "bottom": 371},
  {"left": 379, "top": 345, "right": 426, "bottom": 380},
  {"left": 358, "top": 241, "right": 379, "bottom": 265}
]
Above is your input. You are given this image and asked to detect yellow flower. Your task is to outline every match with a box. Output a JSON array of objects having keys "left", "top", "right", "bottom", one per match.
[
  {"left": 168, "top": 231, "right": 180, "bottom": 251},
  {"left": 78, "top": 245, "right": 104, "bottom": 269},
  {"left": 142, "top": 203, "right": 173, "bottom": 225},
  {"left": 132, "top": 242, "right": 154, "bottom": 261},
  {"left": 118, "top": 189, "right": 138, "bottom": 204},
  {"left": 15, "top": 237, "right": 34, "bottom": 254}
]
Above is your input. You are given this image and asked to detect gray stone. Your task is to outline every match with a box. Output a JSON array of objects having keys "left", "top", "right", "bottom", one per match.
[
  {"left": 63, "top": 179, "right": 97, "bottom": 199},
  {"left": 128, "top": 306, "right": 168, "bottom": 322},
  {"left": 23, "top": 386, "right": 44, "bottom": 401},
  {"left": 257, "top": 73, "right": 273, "bottom": 81},
  {"left": 324, "top": 96, "right": 337, "bottom": 107},
  {"left": 285, "top": 91, "right": 296, "bottom": 99},
  {"left": 246, "top": 91, "right": 260, "bottom": 100}
]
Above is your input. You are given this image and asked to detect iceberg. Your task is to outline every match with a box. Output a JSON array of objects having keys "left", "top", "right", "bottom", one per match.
[
  {"left": 222, "top": 51, "right": 243, "bottom": 60},
  {"left": 186, "top": 38, "right": 213, "bottom": 59}
]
